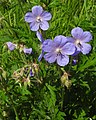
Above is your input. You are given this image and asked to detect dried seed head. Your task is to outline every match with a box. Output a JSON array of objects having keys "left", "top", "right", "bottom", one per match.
[
  {"left": 61, "top": 72, "right": 72, "bottom": 89},
  {"left": 64, "top": 80, "right": 72, "bottom": 89},
  {"left": 32, "top": 63, "right": 39, "bottom": 72},
  {"left": 61, "top": 72, "right": 69, "bottom": 85}
]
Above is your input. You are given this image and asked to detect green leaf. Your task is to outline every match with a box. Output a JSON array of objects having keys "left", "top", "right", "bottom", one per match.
[{"left": 78, "top": 56, "right": 96, "bottom": 72}]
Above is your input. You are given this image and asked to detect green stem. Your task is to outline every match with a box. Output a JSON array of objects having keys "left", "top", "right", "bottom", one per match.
[
  {"left": 7, "top": 93, "right": 19, "bottom": 120},
  {"left": 61, "top": 86, "right": 65, "bottom": 111}
]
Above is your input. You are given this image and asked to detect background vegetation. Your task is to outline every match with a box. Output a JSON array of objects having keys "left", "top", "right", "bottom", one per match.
[{"left": 0, "top": 0, "right": 96, "bottom": 119}]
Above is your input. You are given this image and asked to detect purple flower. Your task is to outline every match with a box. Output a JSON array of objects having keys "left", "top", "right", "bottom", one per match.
[
  {"left": 72, "top": 59, "right": 77, "bottom": 65},
  {"left": 29, "top": 69, "right": 34, "bottom": 77},
  {"left": 38, "top": 50, "right": 44, "bottom": 61},
  {"left": 72, "top": 56, "right": 78, "bottom": 65},
  {"left": 67, "top": 27, "right": 92, "bottom": 55},
  {"left": 42, "top": 35, "right": 75, "bottom": 66},
  {"left": 36, "top": 31, "right": 44, "bottom": 61},
  {"left": 36, "top": 31, "right": 44, "bottom": 43},
  {"left": 25, "top": 6, "right": 52, "bottom": 31},
  {"left": 6, "top": 42, "right": 16, "bottom": 51},
  {"left": 23, "top": 48, "right": 32, "bottom": 54}
]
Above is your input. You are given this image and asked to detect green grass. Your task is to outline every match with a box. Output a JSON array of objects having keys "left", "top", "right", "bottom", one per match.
[{"left": 0, "top": 0, "right": 96, "bottom": 119}]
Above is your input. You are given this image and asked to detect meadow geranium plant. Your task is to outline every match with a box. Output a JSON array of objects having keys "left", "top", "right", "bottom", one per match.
[
  {"left": 1, "top": 2, "right": 95, "bottom": 120},
  {"left": 25, "top": 6, "right": 52, "bottom": 31}
]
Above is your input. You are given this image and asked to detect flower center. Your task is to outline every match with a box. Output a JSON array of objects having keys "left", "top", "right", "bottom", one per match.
[
  {"left": 75, "top": 39, "right": 82, "bottom": 48},
  {"left": 56, "top": 48, "right": 61, "bottom": 53},
  {"left": 36, "top": 16, "right": 42, "bottom": 23},
  {"left": 75, "top": 39, "right": 80, "bottom": 45}
]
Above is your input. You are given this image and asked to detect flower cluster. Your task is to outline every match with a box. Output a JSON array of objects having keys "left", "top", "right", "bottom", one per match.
[
  {"left": 42, "top": 27, "right": 92, "bottom": 66},
  {"left": 36, "top": 29, "right": 92, "bottom": 66},
  {"left": 24, "top": 5, "right": 92, "bottom": 66}
]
